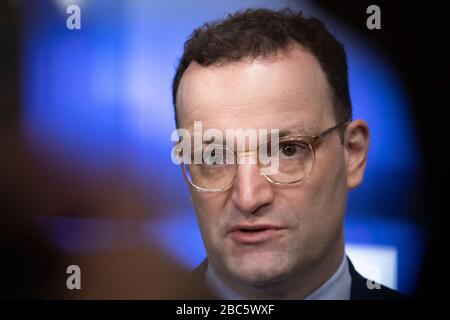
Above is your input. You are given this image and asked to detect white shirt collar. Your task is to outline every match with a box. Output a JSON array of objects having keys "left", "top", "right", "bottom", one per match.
[
  {"left": 205, "top": 254, "right": 351, "bottom": 300},
  {"left": 304, "top": 254, "right": 351, "bottom": 300}
]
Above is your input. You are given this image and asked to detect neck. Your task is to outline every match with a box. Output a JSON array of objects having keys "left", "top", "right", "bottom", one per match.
[{"left": 212, "top": 231, "right": 345, "bottom": 300}]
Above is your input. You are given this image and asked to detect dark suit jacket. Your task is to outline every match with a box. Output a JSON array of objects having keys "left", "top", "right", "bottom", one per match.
[{"left": 192, "top": 257, "right": 406, "bottom": 300}]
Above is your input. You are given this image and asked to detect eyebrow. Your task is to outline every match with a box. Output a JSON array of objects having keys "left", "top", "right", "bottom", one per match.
[{"left": 278, "top": 124, "right": 316, "bottom": 137}]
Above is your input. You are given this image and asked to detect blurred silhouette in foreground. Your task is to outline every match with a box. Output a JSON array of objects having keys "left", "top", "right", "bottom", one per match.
[{"left": 0, "top": 1, "right": 213, "bottom": 299}]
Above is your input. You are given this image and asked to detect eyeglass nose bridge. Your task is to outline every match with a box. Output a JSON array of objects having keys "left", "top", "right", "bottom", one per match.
[{"left": 234, "top": 149, "right": 260, "bottom": 165}]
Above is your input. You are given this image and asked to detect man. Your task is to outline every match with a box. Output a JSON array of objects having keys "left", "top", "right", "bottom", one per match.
[{"left": 171, "top": 8, "right": 404, "bottom": 299}]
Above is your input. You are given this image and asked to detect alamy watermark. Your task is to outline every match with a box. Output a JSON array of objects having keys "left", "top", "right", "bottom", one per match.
[
  {"left": 66, "top": 4, "right": 81, "bottom": 30},
  {"left": 171, "top": 121, "right": 281, "bottom": 175},
  {"left": 66, "top": 264, "right": 81, "bottom": 290},
  {"left": 365, "top": 264, "right": 382, "bottom": 290},
  {"left": 366, "top": 5, "right": 381, "bottom": 30}
]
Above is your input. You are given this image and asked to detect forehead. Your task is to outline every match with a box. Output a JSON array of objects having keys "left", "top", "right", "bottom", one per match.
[{"left": 176, "top": 45, "right": 334, "bottom": 133}]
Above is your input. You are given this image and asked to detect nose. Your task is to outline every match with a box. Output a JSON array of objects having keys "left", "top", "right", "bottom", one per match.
[{"left": 231, "top": 162, "right": 275, "bottom": 215}]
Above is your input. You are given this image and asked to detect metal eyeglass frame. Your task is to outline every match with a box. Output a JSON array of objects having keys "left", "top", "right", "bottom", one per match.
[{"left": 181, "top": 120, "right": 350, "bottom": 192}]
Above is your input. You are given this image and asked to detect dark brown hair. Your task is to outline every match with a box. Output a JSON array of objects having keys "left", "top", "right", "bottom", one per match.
[{"left": 172, "top": 8, "right": 352, "bottom": 127}]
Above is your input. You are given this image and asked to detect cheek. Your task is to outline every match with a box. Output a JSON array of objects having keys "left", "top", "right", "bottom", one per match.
[
  {"left": 278, "top": 154, "right": 347, "bottom": 233},
  {"left": 191, "top": 193, "right": 228, "bottom": 247},
  {"left": 307, "top": 149, "right": 347, "bottom": 209}
]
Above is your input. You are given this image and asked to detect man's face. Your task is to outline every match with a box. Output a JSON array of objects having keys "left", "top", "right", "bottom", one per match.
[{"left": 176, "top": 46, "right": 350, "bottom": 286}]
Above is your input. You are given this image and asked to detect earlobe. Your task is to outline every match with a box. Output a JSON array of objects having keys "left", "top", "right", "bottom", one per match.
[{"left": 344, "top": 120, "right": 370, "bottom": 190}]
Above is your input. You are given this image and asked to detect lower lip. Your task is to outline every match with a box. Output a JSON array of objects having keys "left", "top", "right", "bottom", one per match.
[{"left": 230, "top": 228, "right": 283, "bottom": 244}]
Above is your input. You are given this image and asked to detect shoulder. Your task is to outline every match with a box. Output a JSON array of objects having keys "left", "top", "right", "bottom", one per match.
[{"left": 348, "top": 257, "right": 407, "bottom": 300}]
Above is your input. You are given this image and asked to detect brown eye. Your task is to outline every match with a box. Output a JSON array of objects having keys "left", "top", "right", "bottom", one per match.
[
  {"left": 279, "top": 142, "right": 307, "bottom": 159},
  {"left": 281, "top": 144, "right": 296, "bottom": 156}
]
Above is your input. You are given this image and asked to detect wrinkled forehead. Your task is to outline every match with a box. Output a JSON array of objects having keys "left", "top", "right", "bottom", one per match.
[{"left": 176, "top": 46, "right": 335, "bottom": 133}]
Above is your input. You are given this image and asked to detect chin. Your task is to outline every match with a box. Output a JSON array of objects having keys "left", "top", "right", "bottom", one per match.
[{"left": 227, "top": 253, "right": 292, "bottom": 286}]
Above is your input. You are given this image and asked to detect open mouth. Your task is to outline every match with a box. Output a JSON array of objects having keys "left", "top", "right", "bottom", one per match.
[{"left": 230, "top": 226, "right": 282, "bottom": 244}]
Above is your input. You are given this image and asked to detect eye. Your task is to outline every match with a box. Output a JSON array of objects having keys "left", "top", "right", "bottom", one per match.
[{"left": 279, "top": 142, "right": 308, "bottom": 159}]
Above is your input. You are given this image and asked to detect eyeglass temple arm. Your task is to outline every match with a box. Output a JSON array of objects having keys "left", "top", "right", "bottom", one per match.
[{"left": 313, "top": 120, "right": 350, "bottom": 144}]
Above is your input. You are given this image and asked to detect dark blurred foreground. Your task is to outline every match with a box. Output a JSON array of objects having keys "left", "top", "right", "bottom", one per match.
[{"left": 0, "top": 1, "right": 212, "bottom": 299}]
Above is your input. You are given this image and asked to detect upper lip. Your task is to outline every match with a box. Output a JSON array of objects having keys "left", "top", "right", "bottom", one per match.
[{"left": 229, "top": 224, "right": 284, "bottom": 233}]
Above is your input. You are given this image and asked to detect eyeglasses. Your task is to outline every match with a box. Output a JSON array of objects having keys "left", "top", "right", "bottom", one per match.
[{"left": 181, "top": 120, "right": 350, "bottom": 192}]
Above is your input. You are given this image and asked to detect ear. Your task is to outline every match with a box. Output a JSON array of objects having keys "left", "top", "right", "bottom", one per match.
[{"left": 344, "top": 119, "right": 370, "bottom": 189}]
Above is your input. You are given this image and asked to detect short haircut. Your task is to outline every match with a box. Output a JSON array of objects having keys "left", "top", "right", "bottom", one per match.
[{"left": 172, "top": 8, "right": 352, "bottom": 129}]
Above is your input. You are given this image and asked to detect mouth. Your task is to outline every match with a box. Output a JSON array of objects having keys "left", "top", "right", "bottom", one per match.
[{"left": 229, "top": 225, "right": 284, "bottom": 244}]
